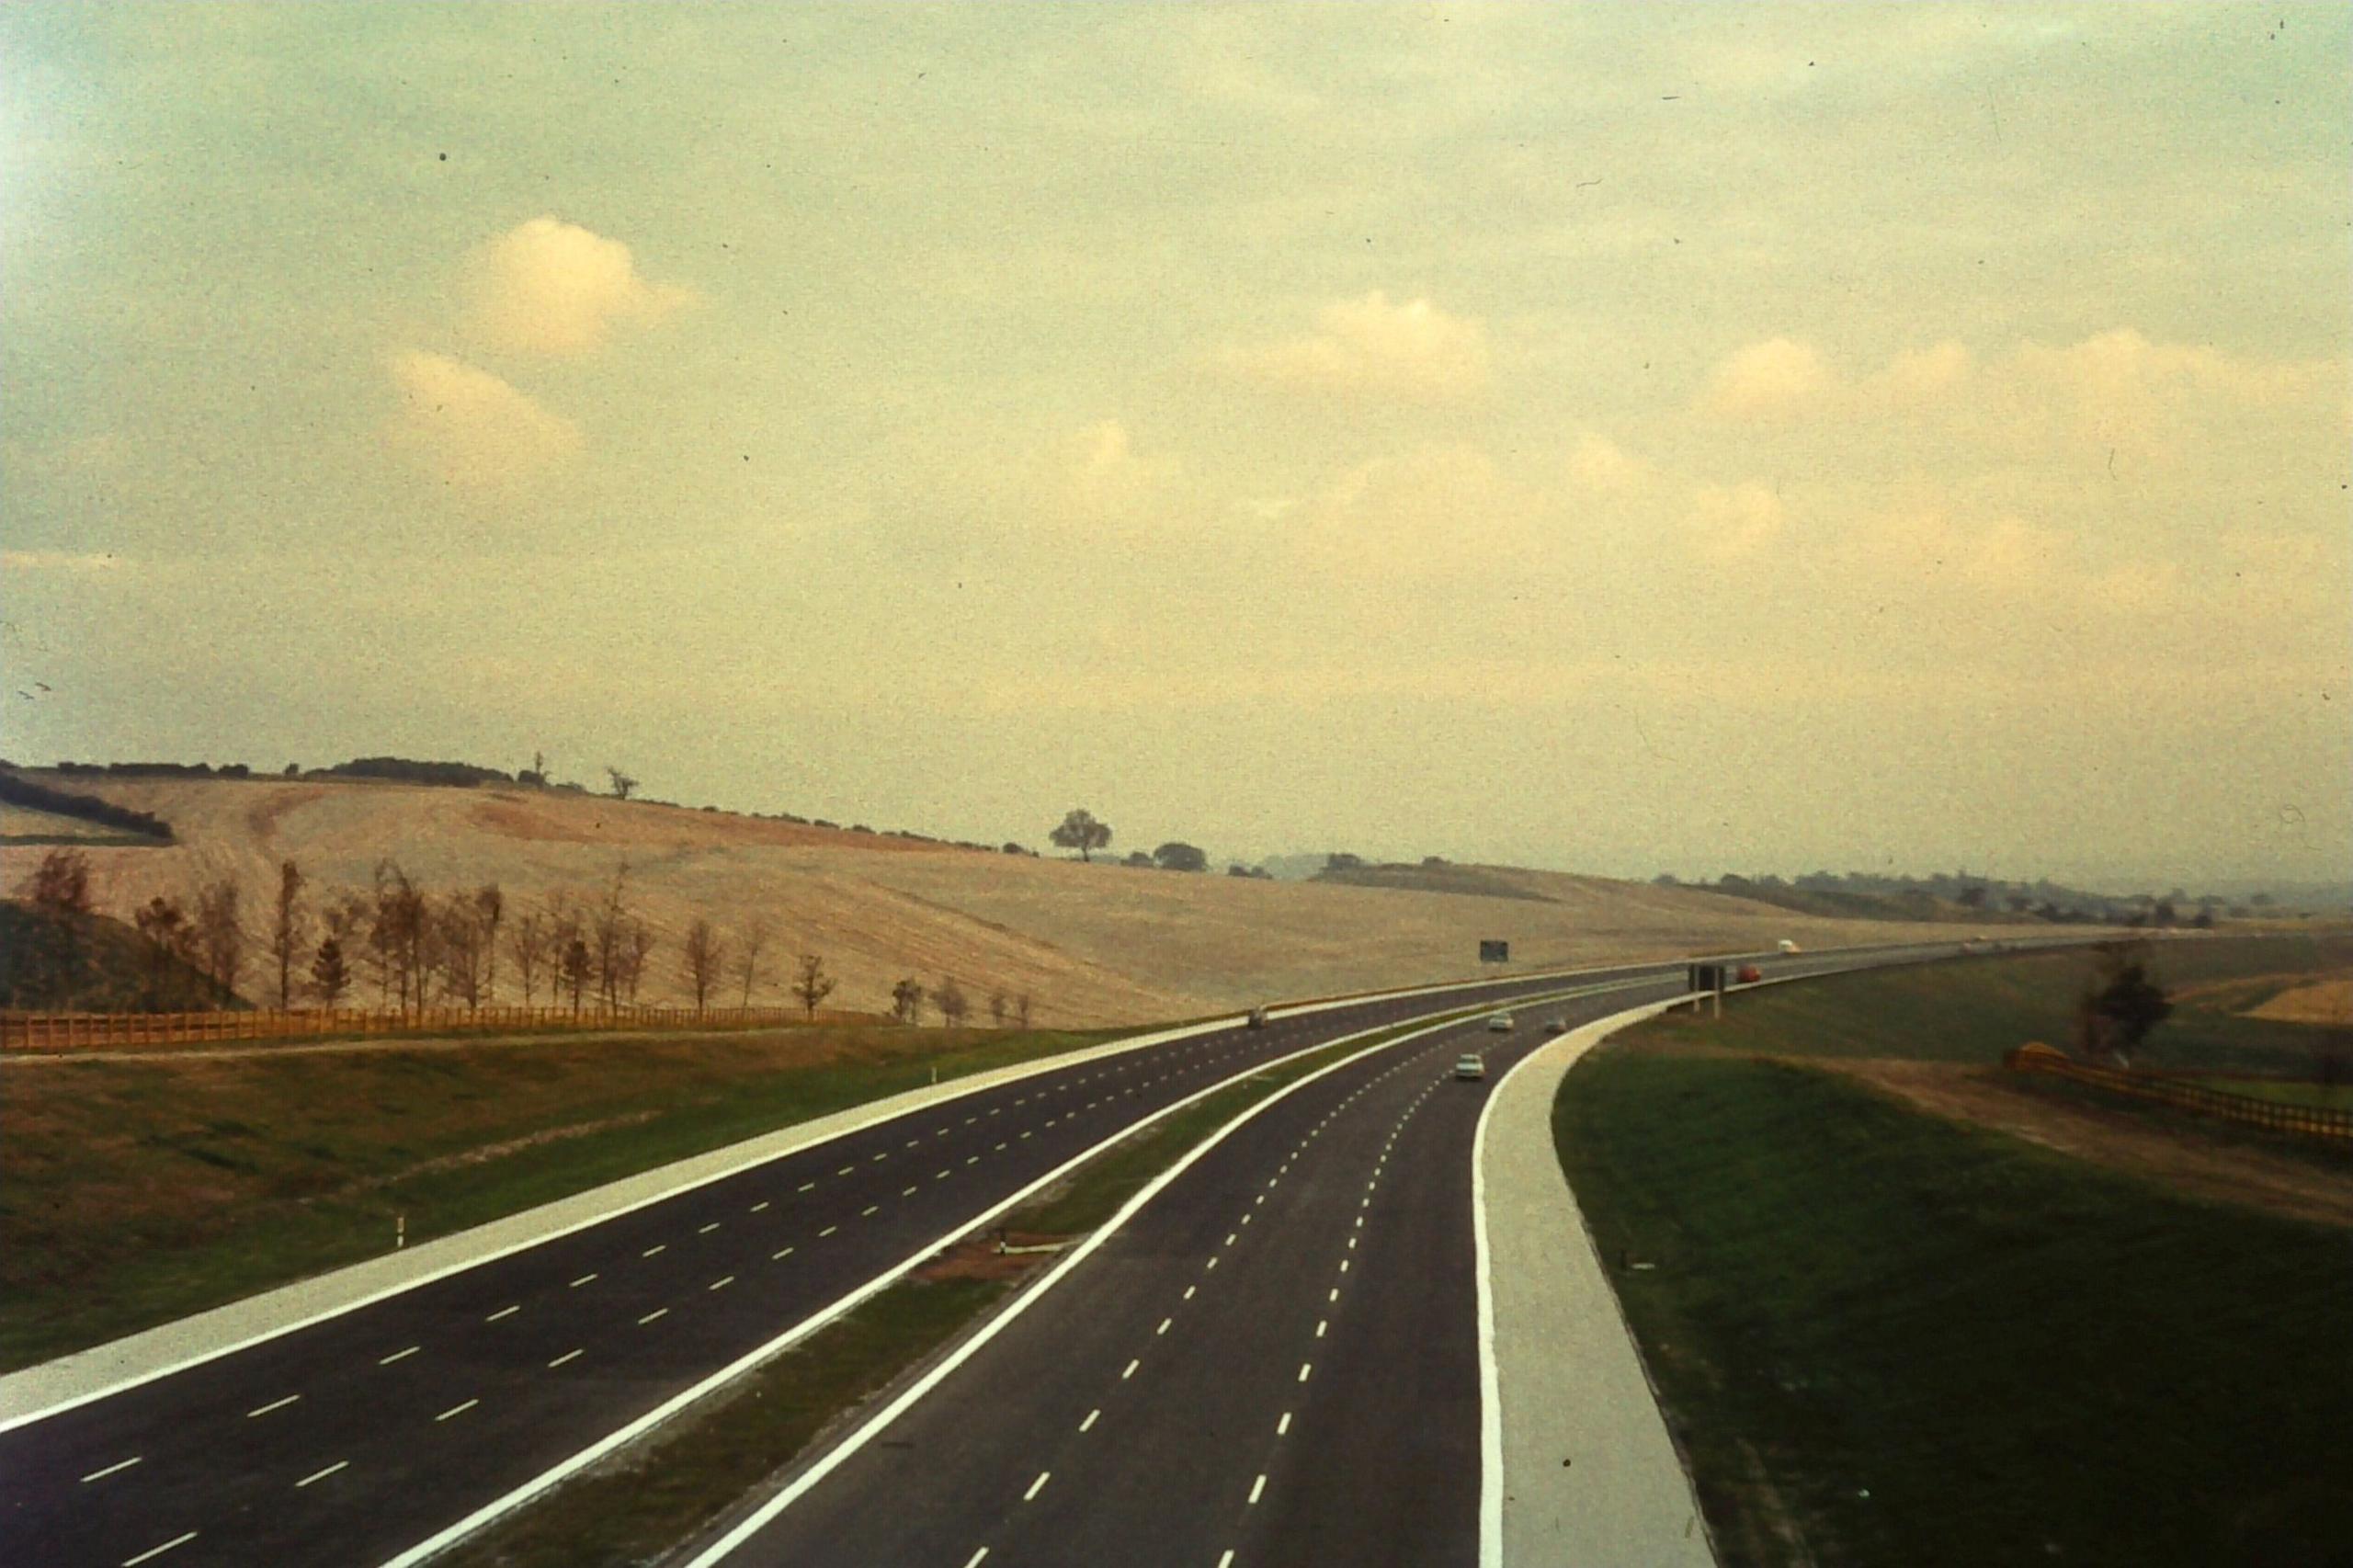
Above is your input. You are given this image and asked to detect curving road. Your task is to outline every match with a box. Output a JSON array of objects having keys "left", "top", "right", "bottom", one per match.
[{"left": 0, "top": 959, "right": 1758, "bottom": 1568}]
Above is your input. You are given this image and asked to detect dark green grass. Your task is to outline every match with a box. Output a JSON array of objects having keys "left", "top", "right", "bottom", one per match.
[
  {"left": 1555, "top": 1051, "right": 2353, "bottom": 1568},
  {"left": 1626, "top": 934, "right": 2353, "bottom": 1074}
]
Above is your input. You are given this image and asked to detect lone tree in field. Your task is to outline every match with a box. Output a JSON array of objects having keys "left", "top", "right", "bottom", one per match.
[
  {"left": 1152, "top": 841, "right": 1208, "bottom": 872},
  {"left": 931, "top": 975, "right": 971, "bottom": 1028},
  {"left": 267, "top": 859, "right": 307, "bottom": 1007},
  {"left": 21, "top": 847, "right": 92, "bottom": 916},
  {"left": 2075, "top": 942, "right": 2174, "bottom": 1068},
  {"left": 681, "top": 918, "right": 726, "bottom": 1013},
  {"left": 1050, "top": 808, "right": 1112, "bottom": 863},
  {"left": 607, "top": 767, "right": 638, "bottom": 801},
  {"left": 792, "top": 953, "right": 837, "bottom": 1021},
  {"left": 891, "top": 977, "right": 925, "bottom": 1024},
  {"left": 310, "top": 936, "right": 351, "bottom": 1008}
]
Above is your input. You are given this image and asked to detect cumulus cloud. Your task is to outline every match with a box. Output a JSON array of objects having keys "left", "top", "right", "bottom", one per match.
[
  {"left": 1698, "top": 336, "right": 1834, "bottom": 419},
  {"left": 463, "top": 217, "right": 692, "bottom": 358},
  {"left": 1564, "top": 430, "right": 1654, "bottom": 493},
  {"left": 1839, "top": 510, "right": 2061, "bottom": 592},
  {"left": 1222, "top": 291, "right": 1490, "bottom": 401},
  {"left": 1055, "top": 419, "right": 1178, "bottom": 520},
  {"left": 385, "top": 349, "right": 583, "bottom": 486}
]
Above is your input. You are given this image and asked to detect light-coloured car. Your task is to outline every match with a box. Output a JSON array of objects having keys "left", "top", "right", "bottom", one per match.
[
  {"left": 1543, "top": 1017, "right": 1568, "bottom": 1036},
  {"left": 1485, "top": 1012, "right": 1515, "bottom": 1032},
  {"left": 1777, "top": 938, "right": 1801, "bottom": 954},
  {"left": 1454, "top": 1053, "right": 1486, "bottom": 1081}
]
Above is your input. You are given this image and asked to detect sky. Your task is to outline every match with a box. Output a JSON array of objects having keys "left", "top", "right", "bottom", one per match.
[{"left": 3, "top": 5, "right": 2347, "bottom": 891}]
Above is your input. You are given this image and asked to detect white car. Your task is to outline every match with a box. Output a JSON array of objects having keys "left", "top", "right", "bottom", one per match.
[
  {"left": 1777, "top": 939, "right": 1801, "bottom": 954},
  {"left": 1454, "top": 1054, "right": 1487, "bottom": 1081},
  {"left": 1485, "top": 1012, "right": 1515, "bottom": 1032}
]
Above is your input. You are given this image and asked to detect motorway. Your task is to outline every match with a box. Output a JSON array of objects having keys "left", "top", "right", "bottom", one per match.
[
  {"left": 0, "top": 955, "right": 1795, "bottom": 1568},
  {"left": 685, "top": 945, "right": 1995, "bottom": 1568}
]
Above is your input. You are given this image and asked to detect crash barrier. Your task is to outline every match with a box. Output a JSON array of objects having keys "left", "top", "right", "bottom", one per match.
[
  {"left": 2003, "top": 1041, "right": 2353, "bottom": 1142},
  {"left": 0, "top": 1003, "right": 876, "bottom": 1051}
]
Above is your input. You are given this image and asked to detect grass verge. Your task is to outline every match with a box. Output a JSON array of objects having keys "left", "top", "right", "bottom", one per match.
[
  {"left": 434, "top": 1008, "right": 1468, "bottom": 1567},
  {"left": 2, "top": 1023, "right": 1128, "bottom": 1369},
  {"left": 1554, "top": 1050, "right": 2353, "bottom": 1567}
]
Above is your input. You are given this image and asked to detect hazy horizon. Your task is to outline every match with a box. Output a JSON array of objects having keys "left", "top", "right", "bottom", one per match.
[{"left": 5, "top": 6, "right": 2347, "bottom": 892}]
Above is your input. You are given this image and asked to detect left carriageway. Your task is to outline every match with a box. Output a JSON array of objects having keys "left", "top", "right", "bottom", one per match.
[{"left": 0, "top": 960, "right": 1711, "bottom": 1568}]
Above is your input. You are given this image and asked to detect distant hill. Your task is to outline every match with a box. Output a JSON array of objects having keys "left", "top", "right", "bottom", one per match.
[
  {"left": 0, "top": 902, "right": 241, "bottom": 1012},
  {"left": 1312, "top": 858, "right": 1557, "bottom": 903},
  {"left": 0, "top": 771, "right": 2028, "bottom": 1027}
]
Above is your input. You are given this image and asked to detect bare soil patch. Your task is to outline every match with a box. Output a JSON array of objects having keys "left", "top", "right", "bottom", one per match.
[{"left": 1819, "top": 1057, "right": 2353, "bottom": 1229}]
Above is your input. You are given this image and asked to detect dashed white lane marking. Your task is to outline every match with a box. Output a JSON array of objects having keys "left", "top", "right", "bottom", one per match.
[
  {"left": 80, "top": 1456, "right": 142, "bottom": 1483},
  {"left": 639, "top": 1309, "right": 669, "bottom": 1324},
  {"left": 1249, "top": 1472, "right": 1267, "bottom": 1504},
  {"left": 485, "top": 1303, "right": 520, "bottom": 1322},
  {"left": 1316, "top": 1320, "right": 1328, "bottom": 1337},
  {"left": 1122, "top": 1358, "right": 1141, "bottom": 1380},
  {"left": 1218, "top": 1551, "right": 1236, "bottom": 1568},
  {"left": 1278, "top": 1411, "right": 1292, "bottom": 1436},
  {"left": 1328, "top": 1288, "right": 1340, "bottom": 1302},
  {"left": 797, "top": 1182, "right": 815, "bottom": 1193},
  {"left": 1298, "top": 1362, "right": 1313, "bottom": 1382},
  {"left": 903, "top": 1186, "right": 920, "bottom": 1197},
  {"left": 1184, "top": 1285, "right": 1197, "bottom": 1300},
  {"left": 936, "top": 1169, "right": 952, "bottom": 1180},
  {"left": 548, "top": 1349, "right": 582, "bottom": 1368},
  {"left": 995, "top": 1142, "right": 1009, "bottom": 1151},
  {"left": 710, "top": 1276, "right": 735, "bottom": 1291},
  {"left": 1156, "top": 1317, "right": 1173, "bottom": 1335},
  {"left": 1206, "top": 1256, "right": 1219, "bottom": 1271},
  {"left": 245, "top": 1394, "right": 299, "bottom": 1418},
  {"left": 699, "top": 1222, "right": 722, "bottom": 1235},
  {"left": 961, "top": 1550, "right": 990, "bottom": 1568},
  {"left": 1348, "top": 1236, "right": 1358, "bottom": 1250},
  {"left": 378, "top": 1346, "right": 420, "bottom": 1366},
  {"left": 294, "top": 1460, "right": 347, "bottom": 1488},
  {"left": 121, "top": 1530, "right": 198, "bottom": 1565},
  {"left": 1080, "top": 1408, "right": 1100, "bottom": 1432},
  {"left": 966, "top": 1154, "right": 980, "bottom": 1165},
  {"left": 1023, "top": 1471, "right": 1051, "bottom": 1501},
  {"left": 773, "top": 1246, "right": 794, "bottom": 1260},
  {"left": 642, "top": 1245, "right": 666, "bottom": 1258},
  {"left": 1340, "top": 1259, "right": 1351, "bottom": 1273},
  {"left": 1020, "top": 1131, "right": 1034, "bottom": 1140},
  {"left": 436, "top": 1398, "right": 479, "bottom": 1421},
  {"left": 1224, "top": 1233, "right": 1236, "bottom": 1246},
  {"left": 836, "top": 1165, "right": 855, "bottom": 1176},
  {"left": 750, "top": 1200, "right": 770, "bottom": 1213},
  {"left": 872, "top": 1153, "right": 890, "bottom": 1163},
  {"left": 570, "top": 1273, "right": 598, "bottom": 1288},
  {"left": 860, "top": 1205, "right": 880, "bottom": 1217},
  {"left": 905, "top": 1139, "right": 922, "bottom": 1149}
]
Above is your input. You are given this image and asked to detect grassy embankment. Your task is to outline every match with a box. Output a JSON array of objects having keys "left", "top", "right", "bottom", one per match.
[
  {"left": 438, "top": 1009, "right": 1472, "bottom": 1568},
  {"left": 3, "top": 1022, "right": 1133, "bottom": 1369},
  {"left": 1555, "top": 936, "right": 2353, "bottom": 1567}
]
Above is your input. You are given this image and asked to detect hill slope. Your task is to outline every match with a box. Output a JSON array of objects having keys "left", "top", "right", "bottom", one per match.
[{"left": 0, "top": 773, "right": 1999, "bottom": 1026}]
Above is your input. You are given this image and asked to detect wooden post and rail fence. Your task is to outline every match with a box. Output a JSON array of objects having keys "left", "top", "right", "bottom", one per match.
[
  {"left": 2003, "top": 1040, "right": 2353, "bottom": 1143},
  {"left": 0, "top": 1003, "right": 875, "bottom": 1051}
]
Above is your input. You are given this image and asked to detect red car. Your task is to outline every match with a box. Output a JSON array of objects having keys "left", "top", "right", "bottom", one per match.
[{"left": 1736, "top": 963, "right": 1764, "bottom": 983}]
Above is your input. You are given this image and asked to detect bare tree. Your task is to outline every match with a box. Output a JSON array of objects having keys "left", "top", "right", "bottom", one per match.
[
  {"left": 792, "top": 953, "right": 837, "bottom": 1020},
  {"left": 560, "top": 935, "right": 592, "bottom": 1014},
  {"left": 193, "top": 873, "right": 247, "bottom": 1001},
  {"left": 931, "top": 975, "right": 971, "bottom": 1028},
  {"left": 891, "top": 977, "right": 925, "bottom": 1024},
  {"left": 624, "top": 919, "right": 655, "bottom": 1004},
  {"left": 591, "top": 863, "right": 631, "bottom": 1008},
  {"left": 132, "top": 894, "right": 196, "bottom": 1006},
  {"left": 474, "top": 884, "right": 505, "bottom": 1003},
  {"left": 1015, "top": 993, "right": 1034, "bottom": 1028},
  {"left": 436, "top": 897, "right": 485, "bottom": 1009},
  {"left": 20, "top": 847, "right": 93, "bottom": 915},
  {"left": 267, "top": 858, "right": 307, "bottom": 1007},
  {"left": 988, "top": 990, "right": 1007, "bottom": 1028},
  {"left": 547, "top": 898, "right": 585, "bottom": 1011},
  {"left": 682, "top": 918, "right": 726, "bottom": 1013},
  {"left": 310, "top": 936, "right": 351, "bottom": 1008},
  {"left": 607, "top": 766, "right": 639, "bottom": 801},
  {"left": 507, "top": 908, "right": 546, "bottom": 1006},
  {"left": 735, "top": 915, "right": 771, "bottom": 1007}
]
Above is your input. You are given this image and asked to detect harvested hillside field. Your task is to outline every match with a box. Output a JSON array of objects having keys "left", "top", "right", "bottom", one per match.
[
  {"left": 2245, "top": 976, "right": 2353, "bottom": 1026},
  {"left": 0, "top": 773, "right": 2007, "bottom": 1026}
]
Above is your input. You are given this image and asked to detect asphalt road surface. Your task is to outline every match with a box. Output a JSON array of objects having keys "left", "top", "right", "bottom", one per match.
[
  {"left": 688, "top": 943, "right": 2005, "bottom": 1568},
  {"left": 0, "top": 956, "right": 1810, "bottom": 1568}
]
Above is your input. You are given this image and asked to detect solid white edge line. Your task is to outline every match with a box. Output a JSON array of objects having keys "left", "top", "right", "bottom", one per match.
[
  {"left": 380, "top": 989, "right": 1617, "bottom": 1568},
  {"left": 675, "top": 988, "right": 1636, "bottom": 1568}
]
